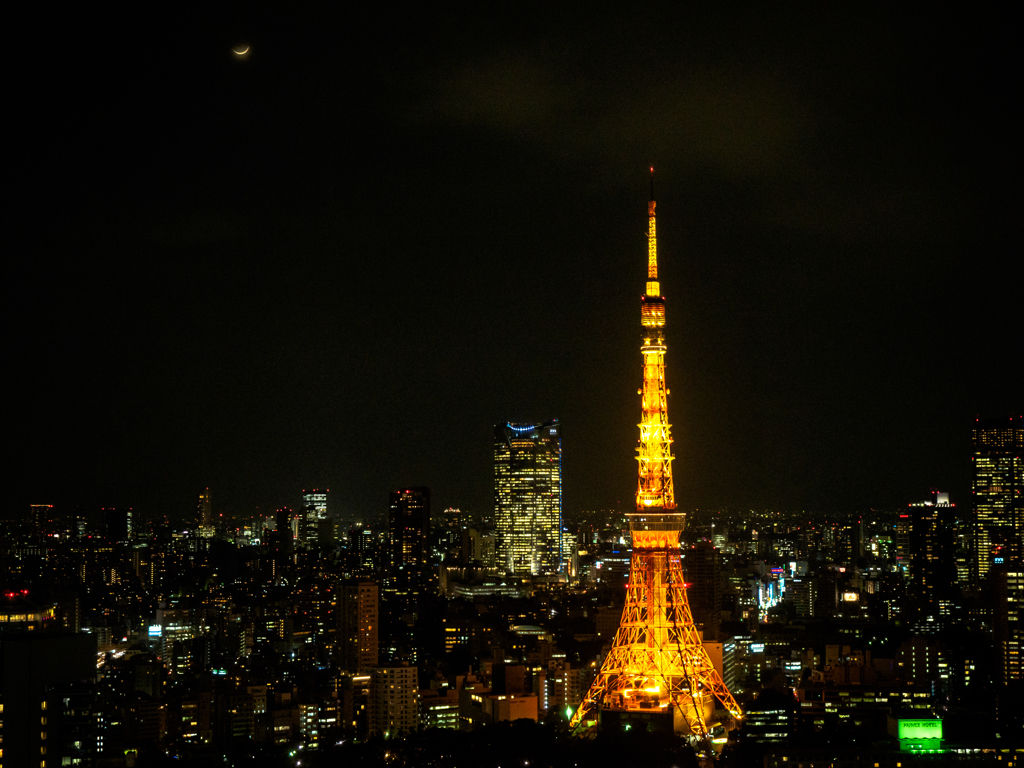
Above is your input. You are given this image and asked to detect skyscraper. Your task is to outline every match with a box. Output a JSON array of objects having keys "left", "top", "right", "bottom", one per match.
[
  {"left": 993, "top": 569, "right": 1024, "bottom": 684},
  {"left": 388, "top": 488, "right": 431, "bottom": 578},
  {"left": 336, "top": 579, "right": 379, "bottom": 674},
  {"left": 382, "top": 489, "right": 430, "bottom": 666},
  {"left": 29, "top": 503, "right": 54, "bottom": 543},
  {"left": 301, "top": 488, "right": 330, "bottom": 546},
  {"left": 906, "top": 491, "right": 956, "bottom": 626},
  {"left": 103, "top": 507, "right": 133, "bottom": 543},
  {"left": 494, "top": 420, "right": 562, "bottom": 575},
  {"left": 972, "top": 416, "right": 1024, "bottom": 580},
  {"left": 270, "top": 507, "right": 295, "bottom": 575},
  {"left": 384, "top": 486, "right": 432, "bottom": 630},
  {"left": 196, "top": 488, "right": 212, "bottom": 532},
  {"left": 368, "top": 666, "right": 418, "bottom": 738}
]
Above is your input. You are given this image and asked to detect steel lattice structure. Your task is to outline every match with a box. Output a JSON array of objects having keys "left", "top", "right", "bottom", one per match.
[{"left": 570, "top": 174, "right": 742, "bottom": 750}]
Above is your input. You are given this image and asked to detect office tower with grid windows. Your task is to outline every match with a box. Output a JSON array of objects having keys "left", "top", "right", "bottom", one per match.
[
  {"left": 494, "top": 420, "right": 562, "bottom": 575},
  {"left": 994, "top": 569, "right": 1024, "bottom": 682},
  {"left": 301, "top": 488, "right": 330, "bottom": 546},
  {"left": 388, "top": 488, "right": 431, "bottom": 579},
  {"left": 337, "top": 579, "right": 379, "bottom": 674},
  {"left": 196, "top": 487, "right": 213, "bottom": 537},
  {"left": 972, "top": 416, "right": 1024, "bottom": 580},
  {"left": 906, "top": 491, "right": 956, "bottom": 627},
  {"left": 368, "top": 665, "right": 419, "bottom": 737}
]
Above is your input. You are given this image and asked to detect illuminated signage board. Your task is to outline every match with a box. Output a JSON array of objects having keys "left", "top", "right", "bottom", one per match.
[
  {"left": 842, "top": 592, "right": 858, "bottom": 602},
  {"left": 898, "top": 720, "right": 942, "bottom": 740},
  {"left": 148, "top": 625, "right": 161, "bottom": 637},
  {"left": 750, "top": 643, "right": 765, "bottom": 653}
]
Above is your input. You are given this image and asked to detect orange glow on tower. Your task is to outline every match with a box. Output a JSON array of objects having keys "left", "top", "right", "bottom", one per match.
[
  {"left": 637, "top": 192, "right": 674, "bottom": 511},
  {"left": 570, "top": 176, "right": 742, "bottom": 754}
]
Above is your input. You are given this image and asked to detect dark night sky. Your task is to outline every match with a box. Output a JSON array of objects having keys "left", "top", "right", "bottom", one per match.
[{"left": 10, "top": 7, "right": 1020, "bottom": 523}]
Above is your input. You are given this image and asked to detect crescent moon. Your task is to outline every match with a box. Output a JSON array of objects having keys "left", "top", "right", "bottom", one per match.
[{"left": 232, "top": 45, "right": 250, "bottom": 56}]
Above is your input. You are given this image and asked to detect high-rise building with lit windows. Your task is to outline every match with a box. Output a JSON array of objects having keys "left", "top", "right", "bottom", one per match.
[
  {"left": 337, "top": 579, "right": 379, "bottom": 674},
  {"left": 994, "top": 569, "right": 1023, "bottom": 682},
  {"left": 388, "top": 488, "right": 431, "bottom": 577},
  {"left": 385, "top": 486, "right": 432, "bottom": 649},
  {"left": 196, "top": 488, "right": 213, "bottom": 535},
  {"left": 369, "top": 665, "right": 418, "bottom": 737},
  {"left": 494, "top": 420, "right": 562, "bottom": 575},
  {"left": 906, "top": 491, "right": 955, "bottom": 627},
  {"left": 301, "top": 488, "right": 330, "bottom": 546},
  {"left": 972, "top": 416, "right": 1024, "bottom": 580},
  {"left": 29, "top": 503, "right": 54, "bottom": 543},
  {"left": 103, "top": 507, "right": 133, "bottom": 543}
]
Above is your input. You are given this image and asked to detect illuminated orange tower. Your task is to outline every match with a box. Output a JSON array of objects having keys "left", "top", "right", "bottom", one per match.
[{"left": 570, "top": 172, "right": 742, "bottom": 752}]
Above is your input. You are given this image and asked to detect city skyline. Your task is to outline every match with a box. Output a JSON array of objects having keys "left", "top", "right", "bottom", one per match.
[{"left": 10, "top": 8, "right": 1019, "bottom": 522}]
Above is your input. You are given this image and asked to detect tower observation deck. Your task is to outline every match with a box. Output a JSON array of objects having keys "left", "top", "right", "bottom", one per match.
[{"left": 569, "top": 173, "right": 742, "bottom": 756}]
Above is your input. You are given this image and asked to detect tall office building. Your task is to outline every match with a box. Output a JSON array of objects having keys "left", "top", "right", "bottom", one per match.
[
  {"left": 336, "top": 579, "right": 379, "bottom": 674},
  {"left": 494, "top": 420, "right": 562, "bottom": 575},
  {"left": 270, "top": 507, "right": 296, "bottom": 576},
  {"left": 301, "top": 488, "right": 330, "bottom": 546},
  {"left": 385, "top": 486, "right": 432, "bottom": 642},
  {"left": 29, "top": 503, "right": 54, "bottom": 543},
  {"left": 972, "top": 416, "right": 1024, "bottom": 580},
  {"left": 368, "top": 666, "right": 418, "bottom": 737},
  {"left": 994, "top": 569, "right": 1024, "bottom": 683},
  {"left": 349, "top": 525, "right": 378, "bottom": 571},
  {"left": 906, "top": 491, "right": 956, "bottom": 625},
  {"left": 388, "top": 488, "right": 431, "bottom": 578},
  {"left": 103, "top": 507, "right": 133, "bottom": 543},
  {"left": 895, "top": 513, "right": 911, "bottom": 576},
  {"left": 196, "top": 488, "right": 213, "bottom": 532}
]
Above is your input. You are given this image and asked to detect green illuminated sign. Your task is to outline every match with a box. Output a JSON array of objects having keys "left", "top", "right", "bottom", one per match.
[{"left": 898, "top": 720, "right": 942, "bottom": 740}]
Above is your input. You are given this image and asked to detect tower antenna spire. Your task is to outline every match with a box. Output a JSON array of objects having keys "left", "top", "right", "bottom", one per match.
[{"left": 650, "top": 166, "right": 654, "bottom": 201}]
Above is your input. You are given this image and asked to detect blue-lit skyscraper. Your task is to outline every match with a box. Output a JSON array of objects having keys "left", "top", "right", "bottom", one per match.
[{"left": 494, "top": 420, "right": 562, "bottom": 575}]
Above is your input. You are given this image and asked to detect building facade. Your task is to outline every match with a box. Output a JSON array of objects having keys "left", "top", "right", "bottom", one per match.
[
  {"left": 197, "top": 488, "right": 212, "bottom": 529},
  {"left": 387, "top": 488, "right": 431, "bottom": 585},
  {"left": 972, "top": 416, "right": 1024, "bottom": 581},
  {"left": 906, "top": 491, "right": 956, "bottom": 626},
  {"left": 336, "top": 579, "right": 379, "bottom": 674},
  {"left": 494, "top": 420, "right": 562, "bottom": 575},
  {"left": 368, "top": 666, "right": 418, "bottom": 738},
  {"left": 994, "top": 569, "right": 1023, "bottom": 682},
  {"left": 301, "top": 488, "right": 330, "bottom": 546},
  {"left": 103, "top": 507, "right": 133, "bottom": 543}
]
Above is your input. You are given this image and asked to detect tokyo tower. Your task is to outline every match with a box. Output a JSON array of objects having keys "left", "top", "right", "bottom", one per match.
[{"left": 569, "top": 172, "right": 742, "bottom": 752}]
